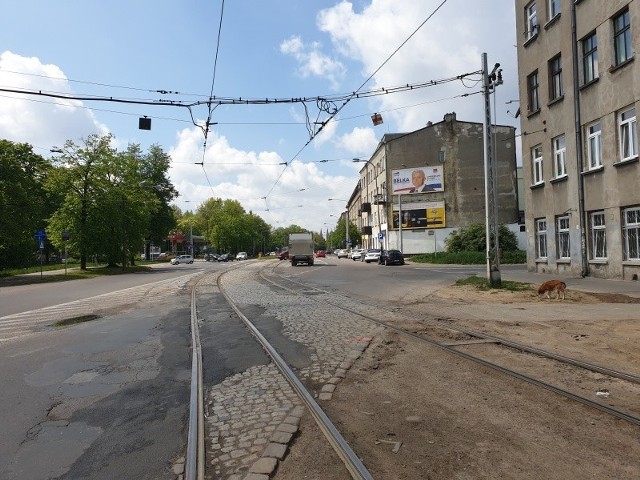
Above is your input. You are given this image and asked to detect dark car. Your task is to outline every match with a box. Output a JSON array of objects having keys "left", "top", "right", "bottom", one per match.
[
  {"left": 378, "top": 249, "right": 404, "bottom": 266},
  {"left": 217, "top": 253, "right": 230, "bottom": 262},
  {"left": 278, "top": 250, "right": 289, "bottom": 260}
]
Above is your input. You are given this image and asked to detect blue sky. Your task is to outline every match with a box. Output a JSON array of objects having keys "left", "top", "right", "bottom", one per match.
[{"left": 0, "top": 0, "right": 520, "bottom": 234}]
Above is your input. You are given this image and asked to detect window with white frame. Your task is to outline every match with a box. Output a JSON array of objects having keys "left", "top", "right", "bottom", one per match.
[
  {"left": 535, "top": 218, "right": 547, "bottom": 259},
  {"left": 622, "top": 206, "right": 640, "bottom": 260},
  {"left": 586, "top": 122, "right": 602, "bottom": 169},
  {"left": 527, "top": 71, "right": 540, "bottom": 112},
  {"left": 547, "top": 0, "right": 560, "bottom": 20},
  {"left": 557, "top": 215, "right": 570, "bottom": 259},
  {"left": 618, "top": 107, "right": 637, "bottom": 161},
  {"left": 613, "top": 9, "right": 632, "bottom": 66},
  {"left": 553, "top": 135, "right": 566, "bottom": 177},
  {"left": 526, "top": 2, "right": 538, "bottom": 40},
  {"left": 582, "top": 32, "right": 598, "bottom": 84},
  {"left": 549, "top": 55, "right": 563, "bottom": 101},
  {"left": 532, "top": 145, "right": 543, "bottom": 184},
  {"left": 590, "top": 211, "right": 607, "bottom": 259}
]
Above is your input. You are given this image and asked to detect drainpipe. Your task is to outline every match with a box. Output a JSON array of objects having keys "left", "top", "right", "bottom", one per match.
[{"left": 571, "top": 2, "right": 589, "bottom": 277}]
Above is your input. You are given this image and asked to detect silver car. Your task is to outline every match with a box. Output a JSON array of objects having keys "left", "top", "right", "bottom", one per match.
[{"left": 171, "top": 254, "right": 194, "bottom": 265}]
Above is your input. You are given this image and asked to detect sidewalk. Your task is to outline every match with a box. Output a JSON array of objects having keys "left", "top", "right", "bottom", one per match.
[{"left": 499, "top": 265, "right": 640, "bottom": 299}]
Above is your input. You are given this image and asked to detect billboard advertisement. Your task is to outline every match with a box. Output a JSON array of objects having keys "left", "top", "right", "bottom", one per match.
[
  {"left": 392, "top": 201, "right": 446, "bottom": 229},
  {"left": 391, "top": 166, "right": 444, "bottom": 194}
]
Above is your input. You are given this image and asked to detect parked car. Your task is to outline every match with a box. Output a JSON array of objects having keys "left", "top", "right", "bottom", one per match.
[
  {"left": 363, "top": 248, "right": 381, "bottom": 263},
  {"left": 236, "top": 252, "right": 248, "bottom": 260},
  {"left": 170, "top": 254, "right": 194, "bottom": 265},
  {"left": 205, "top": 253, "right": 219, "bottom": 261},
  {"left": 378, "top": 249, "right": 405, "bottom": 266},
  {"left": 315, "top": 250, "right": 326, "bottom": 258},
  {"left": 350, "top": 248, "right": 365, "bottom": 261},
  {"left": 217, "top": 253, "right": 230, "bottom": 262},
  {"left": 336, "top": 249, "right": 349, "bottom": 259},
  {"left": 278, "top": 250, "right": 289, "bottom": 260}
]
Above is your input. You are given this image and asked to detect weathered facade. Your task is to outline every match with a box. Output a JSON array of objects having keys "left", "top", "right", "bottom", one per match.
[
  {"left": 353, "top": 113, "right": 519, "bottom": 254},
  {"left": 515, "top": 0, "right": 640, "bottom": 279}
]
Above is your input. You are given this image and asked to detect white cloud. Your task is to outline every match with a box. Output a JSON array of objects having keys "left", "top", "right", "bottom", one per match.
[
  {"left": 316, "top": 0, "right": 519, "bottom": 131},
  {"left": 0, "top": 51, "right": 108, "bottom": 151},
  {"left": 337, "top": 126, "right": 379, "bottom": 154},
  {"left": 279, "top": 35, "right": 346, "bottom": 89}
]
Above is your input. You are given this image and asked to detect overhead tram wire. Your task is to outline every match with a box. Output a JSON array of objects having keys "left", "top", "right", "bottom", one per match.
[
  {"left": 260, "top": 0, "right": 453, "bottom": 202},
  {"left": 195, "top": 0, "right": 226, "bottom": 197}
]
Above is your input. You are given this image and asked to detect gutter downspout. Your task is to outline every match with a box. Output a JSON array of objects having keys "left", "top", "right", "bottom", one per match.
[{"left": 571, "top": 2, "right": 589, "bottom": 277}]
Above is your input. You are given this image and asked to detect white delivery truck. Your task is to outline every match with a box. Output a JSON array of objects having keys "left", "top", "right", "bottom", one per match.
[{"left": 288, "top": 232, "right": 314, "bottom": 266}]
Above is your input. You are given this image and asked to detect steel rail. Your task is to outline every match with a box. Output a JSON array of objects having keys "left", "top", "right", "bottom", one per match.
[
  {"left": 217, "top": 271, "right": 373, "bottom": 480},
  {"left": 185, "top": 286, "right": 205, "bottom": 480},
  {"left": 260, "top": 265, "right": 640, "bottom": 426}
]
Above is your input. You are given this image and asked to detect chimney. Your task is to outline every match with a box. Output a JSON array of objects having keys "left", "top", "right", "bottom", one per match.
[{"left": 443, "top": 112, "right": 456, "bottom": 122}]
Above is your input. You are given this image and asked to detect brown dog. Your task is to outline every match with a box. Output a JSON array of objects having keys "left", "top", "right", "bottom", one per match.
[{"left": 538, "top": 280, "right": 566, "bottom": 300}]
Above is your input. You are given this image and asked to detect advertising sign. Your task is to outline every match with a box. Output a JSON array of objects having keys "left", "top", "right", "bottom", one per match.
[
  {"left": 391, "top": 166, "right": 444, "bottom": 194},
  {"left": 392, "top": 201, "right": 446, "bottom": 229}
]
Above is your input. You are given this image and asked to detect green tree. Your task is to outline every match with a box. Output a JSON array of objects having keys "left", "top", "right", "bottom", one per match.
[
  {"left": 0, "top": 140, "right": 55, "bottom": 268},
  {"left": 45, "top": 135, "right": 166, "bottom": 269},
  {"left": 445, "top": 223, "right": 519, "bottom": 253}
]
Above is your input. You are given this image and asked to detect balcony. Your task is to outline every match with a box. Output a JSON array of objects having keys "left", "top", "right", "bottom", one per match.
[{"left": 361, "top": 202, "right": 372, "bottom": 213}]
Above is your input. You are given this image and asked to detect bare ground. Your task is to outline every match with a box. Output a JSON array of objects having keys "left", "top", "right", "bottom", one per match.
[{"left": 275, "top": 284, "right": 640, "bottom": 479}]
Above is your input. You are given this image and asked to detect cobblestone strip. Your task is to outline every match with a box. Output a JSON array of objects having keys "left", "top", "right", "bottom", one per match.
[
  {"left": 205, "top": 364, "right": 304, "bottom": 479},
  {"left": 222, "top": 266, "right": 382, "bottom": 398}
]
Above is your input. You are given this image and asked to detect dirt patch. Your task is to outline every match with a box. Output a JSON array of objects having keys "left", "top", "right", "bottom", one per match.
[{"left": 430, "top": 283, "right": 640, "bottom": 304}]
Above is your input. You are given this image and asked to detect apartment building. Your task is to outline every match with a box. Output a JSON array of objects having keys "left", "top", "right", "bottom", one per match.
[
  {"left": 516, "top": 0, "right": 640, "bottom": 279},
  {"left": 354, "top": 113, "right": 519, "bottom": 254}
]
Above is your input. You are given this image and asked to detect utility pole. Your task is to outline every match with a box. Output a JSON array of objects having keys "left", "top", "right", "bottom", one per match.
[{"left": 482, "top": 53, "right": 503, "bottom": 286}]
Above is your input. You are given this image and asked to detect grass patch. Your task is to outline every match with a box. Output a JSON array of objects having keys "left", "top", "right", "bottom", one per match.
[
  {"left": 455, "top": 274, "right": 532, "bottom": 291},
  {"left": 52, "top": 314, "right": 100, "bottom": 328}
]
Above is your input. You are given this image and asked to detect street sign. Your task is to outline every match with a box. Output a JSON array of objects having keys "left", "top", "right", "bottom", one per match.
[
  {"left": 377, "top": 232, "right": 384, "bottom": 240},
  {"left": 34, "top": 229, "right": 47, "bottom": 244}
]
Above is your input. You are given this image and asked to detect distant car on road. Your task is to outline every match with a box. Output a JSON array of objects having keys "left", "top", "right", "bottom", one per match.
[
  {"left": 278, "top": 250, "right": 289, "bottom": 260},
  {"left": 336, "top": 249, "right": 349, "bottom": 259},
  {"left": 217, "top": 253, "right": 231, "bottom": 262},
  {"left": 236, "top": 252, "right": 248, "bottom": 260},
  {"left": 363, "top": 249, "right": 381, "bottom": 263},
  {"left": 350, "top": 248, "right": 365, "bottom": 261},
  {"left": 378, "top": 249, "right": 405, "bottom": 266},
  {"left": 315, "top": 250, "right": 326, "bottom": 258},
  {"left": 170, "top": 254, "right": 194, "bottom": 265}
]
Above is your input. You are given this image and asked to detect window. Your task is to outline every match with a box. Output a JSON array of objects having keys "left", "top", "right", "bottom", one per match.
[
  {"left": 547, "top": 0, "right": 560, "bottom": 21},
  {"left": 549, "top": 55, "right": 563, "bottom": 101},
  {"left": 622, "top": 207, "right": 640, "bottom": 260},
  {"left": 618, "top": 107, "right": 637, "bottom": 161},
  {"left": 582, "top": 32, "right": 598, "bottom": 84},
  {"left": 527, "top": 71, "right": 540, "bottom": 113},
  {"left": 553, "top": 135, "right": 566, "bottom": 177},
  {"left": 526, "top": 2, "right": 538, "bottom": 40},
  {"left": 532, "top": 145, "right": 543, "bottom": 185},
  {"left": 535, "top": 218, "right": 547, "bottom": 259},
  {"left": 557, "top": 215, "right": 570, "bottom": 259},
  {"left": 590, "top": 211, "right": 607, "bottom": 259},
  {"left": 586, "top": 122, "right": 602, "bottom": 170},
  {"left": 613, "top": 9, "right": 632, "bottom": 66}
]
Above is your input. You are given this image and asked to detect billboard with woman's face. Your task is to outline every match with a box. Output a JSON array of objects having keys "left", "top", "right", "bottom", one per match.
[{"left": 391, "top": 166, "right": 444, "bottom": 194}]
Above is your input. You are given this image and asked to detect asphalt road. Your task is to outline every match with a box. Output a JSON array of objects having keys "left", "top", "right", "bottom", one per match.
[{"left": 0, "top": 262, "right": 209, "bottom": 317}]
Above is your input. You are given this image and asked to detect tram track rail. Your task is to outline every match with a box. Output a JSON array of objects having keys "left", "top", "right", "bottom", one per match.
[
  {"left": 259, "top": 261, "right": 640, "bottom": 427},
  {"left": 213, "top": 266, "right": 374, "bottom": 480}
]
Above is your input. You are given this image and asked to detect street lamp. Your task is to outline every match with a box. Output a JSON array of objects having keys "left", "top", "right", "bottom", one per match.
[{"left": 328, "top": 198, "right": 350, "bottom": 247}]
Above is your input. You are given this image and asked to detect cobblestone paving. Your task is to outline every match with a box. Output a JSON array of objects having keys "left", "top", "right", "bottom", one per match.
[{"left": 202, "top": 264, "right": 382, "bottom": 479}]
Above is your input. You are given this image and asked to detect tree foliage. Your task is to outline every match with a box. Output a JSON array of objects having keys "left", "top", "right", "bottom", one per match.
[
  {"left": 445, "top": 223, "right": 519, "bottom": 253},
  {"left": 0, "top": 141, "right": 56, "bottom": 268}
]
